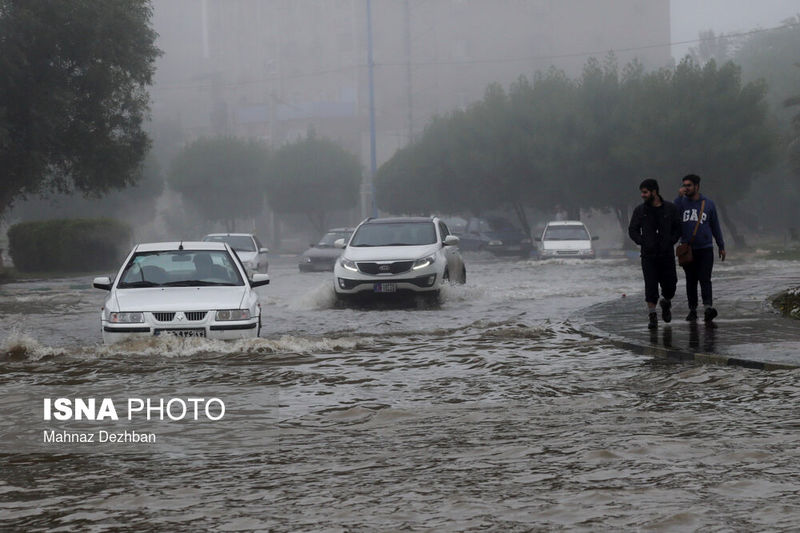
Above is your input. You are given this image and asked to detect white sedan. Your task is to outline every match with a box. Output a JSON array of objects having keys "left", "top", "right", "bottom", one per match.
[
  {"left": 202, "top": 233, "right": 269, "bottom": 275},
  {"left": 93, "top": 242, "right": 269, "bottom": 344}
]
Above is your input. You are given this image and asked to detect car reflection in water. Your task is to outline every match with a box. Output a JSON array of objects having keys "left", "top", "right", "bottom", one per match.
[{"left": 298, "top": 227, "right": 354, "bottom": 272}]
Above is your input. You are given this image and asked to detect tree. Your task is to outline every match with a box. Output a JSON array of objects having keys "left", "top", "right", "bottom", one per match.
[
  {"left": 0, "top": 0, "right": 160, "bottom": 217},
  {"left": 9, "top": 151, "right": 163, "bottom": 223},
  {"left": 266, "top": 131, "right": 361, "bottom": 234},
  {"left": 168, "top": 137, "right": 270, "bottom": 232}
]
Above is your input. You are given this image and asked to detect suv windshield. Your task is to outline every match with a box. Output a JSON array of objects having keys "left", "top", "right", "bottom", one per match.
[
  {"left": 117, "top": 250, "right": 244, "bottom": 288},
  {"left": 203, "top": 235, "right": 256, "bottom": 252},
  {"left": 543, "top": 226, "right": 590, "bottom": 240},
  {"left": 350, "top": 222, "right": 437, "bottom": 247}
]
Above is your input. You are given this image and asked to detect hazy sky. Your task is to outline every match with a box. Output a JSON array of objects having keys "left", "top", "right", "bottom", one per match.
[{"left": 671, "top": 0, "right": 798, "bottom": 59}]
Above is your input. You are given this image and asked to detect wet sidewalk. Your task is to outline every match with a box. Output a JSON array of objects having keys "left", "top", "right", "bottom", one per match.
[{"left": 575, "top": 263, "right": 800, "bottom": 370}]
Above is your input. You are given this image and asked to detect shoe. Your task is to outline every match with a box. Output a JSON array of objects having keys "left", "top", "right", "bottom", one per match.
[
  {"left": 660, "top": 299, "right": 672, "bottom": 323},
  {"left": 648, "top": 312, "right": 658, "bottom": 329},
  {"left": 686, "top": 309, "right": 697, "bottom": 322},
  {"left": 704, "top": 307, "right": 718, "bottom": 322}
]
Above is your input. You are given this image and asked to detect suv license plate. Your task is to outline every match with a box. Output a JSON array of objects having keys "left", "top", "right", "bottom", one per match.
[{"left": 374, "top": 282, "right": 397, "bottom": 293}]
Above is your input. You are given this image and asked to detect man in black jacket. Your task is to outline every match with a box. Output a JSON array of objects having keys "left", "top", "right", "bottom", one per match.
[{"left": 628, "top": 178, "right": 682, "bottom": 329}]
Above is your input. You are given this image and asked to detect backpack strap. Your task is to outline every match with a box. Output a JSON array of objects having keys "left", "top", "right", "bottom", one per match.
[{"left": 689, "top": 200, "right": 705, "bottom": 244}]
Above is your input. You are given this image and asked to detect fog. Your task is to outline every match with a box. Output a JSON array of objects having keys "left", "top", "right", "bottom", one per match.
[
  {"left": 671, "top": 0, "right": 799, "bottom": 59},
  {"left": 6, "top": 0, "right": 800, "bottom": 255}
]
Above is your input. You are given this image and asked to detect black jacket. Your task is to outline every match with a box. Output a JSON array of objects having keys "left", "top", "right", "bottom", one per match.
[{"left": 628, "top": 199, "right": 681, "bottom": 257}]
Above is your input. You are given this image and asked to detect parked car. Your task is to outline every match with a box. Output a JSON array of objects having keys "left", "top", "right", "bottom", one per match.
[
  {"left": 458, "top": 216, "right": 533, "bottom": 257},
  {"left": 440, "top": 216, "right": 467, "bottom": 236},
  {"left": 202, "top": 233, "right": 269, "bottom": 275},
  {"left": 536, "top": 220, "right": 598, "bottom": 259},
  {"left": 332, "top": 216, "right": 466, "bottom": 301},
  {"left": 93, "top": 241, "right": 270, "bottom": 344},
  {"left": 298, "top": 227, "right": 354, "bottom": 272}
]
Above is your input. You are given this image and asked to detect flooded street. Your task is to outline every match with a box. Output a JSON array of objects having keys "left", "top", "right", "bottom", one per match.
[{"left": 2, "top": 255, "right": 799, "bottom": 531}]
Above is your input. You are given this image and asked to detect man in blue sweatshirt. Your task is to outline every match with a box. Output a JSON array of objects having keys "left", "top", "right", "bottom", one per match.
[{"left": 674, "top": 174, "right": 726, "bottom": 323}]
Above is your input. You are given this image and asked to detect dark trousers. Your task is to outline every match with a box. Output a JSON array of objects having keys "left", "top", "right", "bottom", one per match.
[
  {"left": 682, "top": 246, "right": 714, "bottom": 309},
  {"left": 641, "top": 255, "right": 677, "bottom": 305}
]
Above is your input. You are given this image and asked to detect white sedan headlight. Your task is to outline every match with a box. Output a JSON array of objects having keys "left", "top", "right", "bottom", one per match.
[
  {"left": 215, "top": 309, "right": 251, "bottom": 321},
  {"left": 340, "top": 258, "right": 358, "bottom": 272},
  {"left": 412, "top": 255, "right": 435, "bottom": 270},
  {"left": 109, "top": 312, "right": 144, "bottom": 323}
]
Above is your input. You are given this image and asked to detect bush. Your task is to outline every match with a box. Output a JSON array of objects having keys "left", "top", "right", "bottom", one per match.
[{"left": 8, "top": 218, "right": 132, "bottom": 272}]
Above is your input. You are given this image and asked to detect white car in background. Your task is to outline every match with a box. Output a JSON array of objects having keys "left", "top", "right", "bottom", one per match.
[
  {"left": 333, "top": 216, "right": 466, "bottom": 301},
  {"left": 93, "top": 241, "right": 269, "bottom": 344},
  {"left": 536, "top": 220, "right": 598, "bottom": 259},
  {"left": 202, "top": 233, "right": 269, "bottom": 275}
]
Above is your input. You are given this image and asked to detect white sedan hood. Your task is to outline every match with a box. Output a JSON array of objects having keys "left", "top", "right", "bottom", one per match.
[
  {"left": 114, "top": 287, "right": 247, "bottom": 311},
  {"left": 344, "top": 244, "right": 438, "bottom": 262}
]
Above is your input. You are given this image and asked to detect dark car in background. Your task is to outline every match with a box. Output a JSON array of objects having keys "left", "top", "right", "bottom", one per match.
[
  {"left": 298, "top": 227, "right": 354, "bottom": 272},
  {"left": 458, "top": 216, "right": 533, "bottom": 258}
]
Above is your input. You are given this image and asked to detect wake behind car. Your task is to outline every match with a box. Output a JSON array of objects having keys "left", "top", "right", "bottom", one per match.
[
  {"left": 93, "top": 242, "right": 270, "bottom": 344},
  {"left": 333, "top": 216, "right": 465, "bottom": 301},
  {"left": 202, "top": 233, "right": 269, "bottom": 275},
  {"left": 298, "top": 227, "right": 354, "bottom": 272}
]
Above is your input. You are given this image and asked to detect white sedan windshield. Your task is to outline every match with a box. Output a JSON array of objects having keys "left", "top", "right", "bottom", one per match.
[{"left": 117, "top": 250, "right": 244, "bottom": 288}]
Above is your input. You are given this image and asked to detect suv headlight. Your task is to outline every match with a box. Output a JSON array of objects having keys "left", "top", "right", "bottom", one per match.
[
  {"left": 340, "top": 258, "right": 358, "bottom": 272},
  {"left": 412, "top": 255, "right": 435, "bottom": 270},
  {"left": 109, "top": 312, "right": 144, "bottom": 323},
  {"left": 215, "top": 309, "right": 251, "bottom": 321}
]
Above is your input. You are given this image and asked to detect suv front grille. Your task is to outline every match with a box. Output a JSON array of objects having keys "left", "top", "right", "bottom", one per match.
[{"left": 357, "top": 261, "right": 414, "bottom": 275}]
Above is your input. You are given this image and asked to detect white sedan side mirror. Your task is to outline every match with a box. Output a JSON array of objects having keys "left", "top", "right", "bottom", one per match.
[
  {"left": 251, "top": 273, "right": 270, "bottom": 287},
  {"left": 93, "top": 276, "right": 112, "bottom": 290}
]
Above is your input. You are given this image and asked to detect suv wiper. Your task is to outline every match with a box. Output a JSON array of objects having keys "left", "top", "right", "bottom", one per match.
[
  {"left": 118, "top": 280, "right": 161, "bottom": 288},
  {"left": 162, "top": 280, "right": 236, "bottom": 287}
]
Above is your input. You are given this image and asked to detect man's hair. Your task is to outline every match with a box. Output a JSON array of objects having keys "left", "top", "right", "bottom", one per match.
[
  {"left": 683, "top": 174, "right": 701, "bottom": 185},
  {"left": 639, "top": 178, "right": 659, "bottom": 192}
]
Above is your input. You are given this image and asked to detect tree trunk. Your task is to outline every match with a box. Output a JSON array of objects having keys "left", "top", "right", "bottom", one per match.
[
  {"left": 718, "top": 205, "right": 746, "bottom": 249},
  {"left": 511, "top": 201, "right": 531, "bottom": 238},
  {"left": 615, "top": 205, "right": 636, "bottom": 250},
  {"left": 567, "top": 206, "right": 581, "bottom": 220}
]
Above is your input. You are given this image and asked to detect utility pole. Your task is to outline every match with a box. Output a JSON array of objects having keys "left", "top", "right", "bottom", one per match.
[
  {"left": 404, "top": 0, "right": 413, "bottom": 143},
  {"left": 366, "top": 0, "right": 378, "bottom": 218}
]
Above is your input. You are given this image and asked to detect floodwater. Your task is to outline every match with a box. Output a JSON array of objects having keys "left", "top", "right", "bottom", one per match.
[{"left": 1, "top": 254, "right": 799, "bottom": 531}]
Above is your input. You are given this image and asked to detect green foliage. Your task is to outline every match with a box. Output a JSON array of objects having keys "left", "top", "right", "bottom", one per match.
[
  {"left": 267, "top": 132, "right": 361, "bottom": 234},
  {"left": 168, "top": 137, "right": 269, "bottom": 231},
  {"left": 8, "top": 218, "right": 131, "bottom": 272},
  {"left": 9, "top": 151, "right": 164, "bottom": 222},
  {"left": 0, "top": 0, "right": 160, "bottom": 215},
  {"left": 376, "top": 54, "right": 778, "bottom": 245},
  {"left": 734, "top": 17, "right": 800, "bottom": 127}
]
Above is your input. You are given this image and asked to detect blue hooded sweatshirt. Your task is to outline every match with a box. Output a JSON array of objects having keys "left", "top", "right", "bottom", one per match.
[{"left": 673, "top": 194, "right": 725, "bottom": 250}]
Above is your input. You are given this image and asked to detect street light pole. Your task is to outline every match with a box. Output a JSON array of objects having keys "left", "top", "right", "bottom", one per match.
[{"left": 366, "top": 0, "right": 378, "bottom": 218}]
